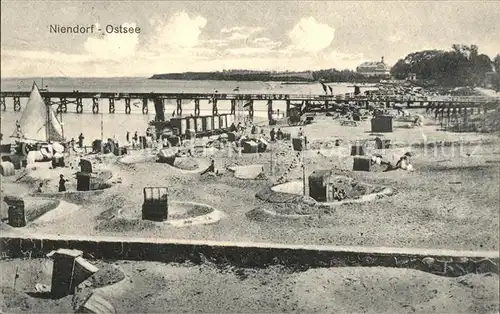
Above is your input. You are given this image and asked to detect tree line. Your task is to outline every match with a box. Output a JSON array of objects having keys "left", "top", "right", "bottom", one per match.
[
  {"left": 391, "top": 44, "right": 499, "bottom": 90},
  {"left": 150, "top": 44, "right": 499, "bottom": 90}
]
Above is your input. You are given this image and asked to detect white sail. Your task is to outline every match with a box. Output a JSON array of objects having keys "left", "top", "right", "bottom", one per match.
[{"left": 12, "top": 82, "right": 64, "bottom": 142}]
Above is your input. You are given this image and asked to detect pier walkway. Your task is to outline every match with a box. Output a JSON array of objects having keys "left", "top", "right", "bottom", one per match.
[{"left": 1, "top": 91, "right": 498, "bottom": 119}]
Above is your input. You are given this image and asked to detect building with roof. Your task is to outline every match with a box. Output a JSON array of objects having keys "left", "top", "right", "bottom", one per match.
[{"left": 356, "top": 57, "right": 391, "bottom": 78}]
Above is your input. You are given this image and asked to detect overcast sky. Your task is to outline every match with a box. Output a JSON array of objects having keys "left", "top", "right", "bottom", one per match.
[{"left": 1, "top": 1, "right": 499, "bottom": 77}]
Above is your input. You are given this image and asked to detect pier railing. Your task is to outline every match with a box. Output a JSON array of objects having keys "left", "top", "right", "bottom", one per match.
[
  {"left": 0, "top": 91, "right": 498, "bottom": 117},
  {"left": 1, "top": 91, "right": 498, "bottom": 102}
]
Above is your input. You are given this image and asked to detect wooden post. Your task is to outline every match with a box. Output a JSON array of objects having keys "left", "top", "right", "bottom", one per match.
[
  {"left": 267, "top": 99, "right": 273, "bottom": 122},
  {"left": 248, "top": 100, "right": 253, "bottom": 121},
  {"left": 13, "top": 97, "right": 21, "bottom": 111},
  {"left": 212, "top": 98, "right": 218, "bottom": 116},
  {"left": 91, "top": 97, "right": 99, "bottom": 114},
  {"left": 76, "top": 98, "right": 84, "bottom": 114},
  {"left": 142, "top": 98, "right": 148, "bottom": 115},
  {"left": 230, "top": 99, "right": 236, "bottom": 115},
  {"left": 109, "top": 98, "right": 115, "bottom": 114},
  {"left": 194, "top": 98, "right": 200, "bottom": 116},
  {"left": 124, "top": 98, "right": 131, "bottom": 114},
  {"left": 59, "top": 97, "right": 67, "bottom": 113},
  {"left": 176, "top": 98, "right": 182, "bottom": 116},
  {"left": 286, "top": 100, "right": 290, "bottom": 117}
]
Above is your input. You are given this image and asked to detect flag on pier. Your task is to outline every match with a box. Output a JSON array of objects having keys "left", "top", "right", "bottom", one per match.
[{"left": 320, "top": 82, "right": 328, "bottom": 94}]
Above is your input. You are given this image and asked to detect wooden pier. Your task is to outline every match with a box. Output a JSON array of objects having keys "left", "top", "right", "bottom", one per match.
[{"left": 0, "top": 91, "right": 498, "bottom": 120}]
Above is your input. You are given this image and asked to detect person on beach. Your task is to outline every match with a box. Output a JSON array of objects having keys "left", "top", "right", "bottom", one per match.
[
  {"left": 230, "top": 123, "right": 237, "bottom": 132},
  {"left": 298, "top": 128, "right": 304, "bottom": 137},
  {"left": 36, "top": 182, "right": 43, "bottom": 193},
  {"left": 270, "top": 128, "right": 276, "bottom": 141},
  {"left": 200, "top": 159, "right": 215, "bottom": 175},
  {"left": 70, "top": 138, "right": 77, "bottom": 152},
  {"left": 395, "top": 152, "right": 413, "bottom": 170},
  {"left": 78, "top": 133, "right": 84, "bottom": 148},
  {"left": 276, "top": 128, "right": 283, "bottom": 140},
  {"left": 126, "top": 131, "right": 130, "bottom": 143},
  {"left": 133, "top": 131, "right": 138, "bottom": 142},
  {"left": 383, "top": 152, "right": 413, "bottom": 172},
  {"left": 58, "top": 174, "right": 68, "bottom": 192}
]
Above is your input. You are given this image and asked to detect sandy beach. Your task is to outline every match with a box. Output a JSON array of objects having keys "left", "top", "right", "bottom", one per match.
[{"left": 2, "top": 110, "right": 499, "bottom": 251}]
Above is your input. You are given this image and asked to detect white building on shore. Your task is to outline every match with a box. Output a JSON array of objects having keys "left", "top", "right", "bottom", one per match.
[{"left": 356, "top": 57, "right": 391, "bottom": 78}]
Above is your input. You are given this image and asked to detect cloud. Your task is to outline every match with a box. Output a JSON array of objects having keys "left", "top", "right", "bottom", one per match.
[
  {"left": 220, "top": 26, "right": 263, "bottom": 41},
  {"left": 251, "top": 37, "right": 283, "bottom": 49},
  {"left": 83, "top": 23, "right": 139, "bottom": 60},
  {"left": 149, "top": 12, "right": 207, "bottom": 49},
  {"left": 221, "top": 26, "right": 263, "bottom": 34},
  {"left": 288, "top": 17, "right": 335, "bottom": 52}
]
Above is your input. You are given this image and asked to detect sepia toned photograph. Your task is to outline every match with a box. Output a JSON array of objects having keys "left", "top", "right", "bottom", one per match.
[{"left": 0, "top": 1, "right": 499, "bottom": 313}]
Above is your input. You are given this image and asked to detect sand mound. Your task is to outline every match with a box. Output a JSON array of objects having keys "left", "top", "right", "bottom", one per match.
[
  {"left": 228, "top": 165, "right": 265, "bottom": 180},
  {"left": 96, "top": 201, "right": 224, "bottom": 232},
  {"left": 271, "top": 177, "right": 389, "bottom": 201},
  {"left": 119, "top": 152, "right": 156, "bottom": 164},
  {"left": 271, "top": 180, "right": 302, "bottom": 194},
  {"left": 256, "top": 185, "right": 304, "bottom": 203},
  {"left": 173, "top": 157, "right": 199, "bottom": 171},
  {"left": 32, "top": 200, "right": 81, "bottom": 224}
]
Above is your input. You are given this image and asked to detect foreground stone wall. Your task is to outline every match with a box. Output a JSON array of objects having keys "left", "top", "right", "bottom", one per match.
[{"left": 0, "top": 234, "right": 498, "bottom": 278}]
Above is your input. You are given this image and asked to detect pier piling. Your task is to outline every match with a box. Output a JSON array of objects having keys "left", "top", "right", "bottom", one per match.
[
  {"left": 248, "top": 100, "right": 254, "bottom": 120},
  {"left": 76, "top": 98, "right": 84, "bottom": 113},
  {"left": 212, "top": 98, "right": 218, "bottom": 116},
  {"left": 176, "top": 98, "right": 182, "bottom": 116},
  {"left": 13, "top": 97, "right": 21, "bottom": 112},
  {"left": 142, "top": 98, "right": 148, "bottom": 115},
  {"left": 91, "top": 98, "right": 99, "bottom": 114},
  {"left": 230, "top": 99, "right": 236, "bottom": 115},
  {"left": 267, "top": 99, "right": 273, "bottom": 121},
  {"left": 109, "top": 98, "right": 115, "bottom": 114},
  {"left": 194, "top": 99, "right": 200, "bottom": 116},
  {"left": 125, "top": 98, "right": 131, "bottom": 114}
]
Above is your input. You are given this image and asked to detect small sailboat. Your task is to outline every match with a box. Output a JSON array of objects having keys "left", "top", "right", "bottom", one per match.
[{"left": 10, "top": 82, "right": 65, "bottom": 158}]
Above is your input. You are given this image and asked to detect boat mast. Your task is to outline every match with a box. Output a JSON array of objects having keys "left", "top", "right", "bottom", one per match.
[{"left": 46, "top": 95, "right": 50, "bottom": 142}]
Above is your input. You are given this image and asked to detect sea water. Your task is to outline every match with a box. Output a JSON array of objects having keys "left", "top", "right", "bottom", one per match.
[{"left": 0, "top": 77, "right": 375, "bottom": 145}]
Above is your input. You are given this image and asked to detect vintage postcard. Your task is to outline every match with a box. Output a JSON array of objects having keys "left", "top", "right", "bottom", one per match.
[{"left": 0, "top": 1, "right": 499, "bottom": 313}]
